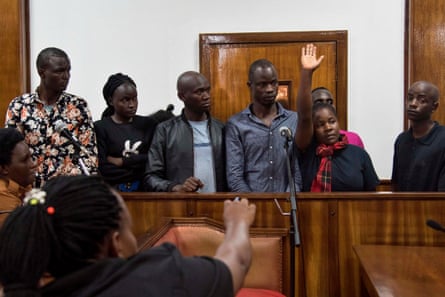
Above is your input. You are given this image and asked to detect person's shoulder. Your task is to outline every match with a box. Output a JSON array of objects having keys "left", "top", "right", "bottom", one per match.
[
  {"left": 155, "top": 115, "right": 181, "bottom": 129},
  {"left": 8, "top": 93, "right": 36, "bottom": 105},
  {"left": 61, "top": 92, "right": 89, "bottom": 105},
  {"left": 137, "top": 242, "right": 179, "bottom": 258},
  {"left": 210, "top": 116, "right": 225, "bottom": 127},
  {"left": 342, "top": 144, "right": 372, "bottom": 161},
  {"left": 435, "top": 124, "right": 445, "bottom": 132},
  {"left": 94, "top": 117, "right": 112, "bottom": 128},
  {"left": 133, "top": 114, "right": 158, "bottom": 126},
  {"left": 341, "top": 129, "right": 360, "bottom": 137},
  {"left": 394, "top": 129, "right": 410, "bottom": 142},
  {"left": 430, "top": 124, "right": 445, "bottom": 142},
  {"left": 227, "top": 108, "right": 248, "bottom": 123},
  {"left": 282, "top": 107, "right": 297, "bottom": 116},
  {"left": 345, "top": 143, "right": 365, "bottom": 153},
  {"left": 341, "top": 129, "right": 364, "bottom": 147}
]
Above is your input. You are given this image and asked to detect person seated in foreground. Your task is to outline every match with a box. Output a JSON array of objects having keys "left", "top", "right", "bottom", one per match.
[
  {"left": 0, "top": 175, "right": 255, "bottom": 297},
  {"left": 311, "top": 86, "right": 365, "bottom": 148},
  {"left": 0, "top": 128, "right": 36, "bottom": 226},
  {"left": 295, "top": 44, "right": 379, "bottom": 191}
]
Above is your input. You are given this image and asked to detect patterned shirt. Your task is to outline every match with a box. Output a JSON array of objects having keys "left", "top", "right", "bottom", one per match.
[
  {"left": 5, "top": 91, "right": 98, "bottom": 187},
  {"left": 225, "top": 103, "right": 302, "bottom": 192}
]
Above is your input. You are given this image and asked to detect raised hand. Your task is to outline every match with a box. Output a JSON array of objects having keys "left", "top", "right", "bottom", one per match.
[{"left": 301, "top": 43, "right": 324, "bottom": 71}]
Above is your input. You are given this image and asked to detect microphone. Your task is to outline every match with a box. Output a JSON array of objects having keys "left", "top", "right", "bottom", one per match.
[
  {"left": 426, "top": 219, "right": 445, "bottom": 233},
  {"left": 54, "top": 120, "right": 88, "bottom": 155},
  {"left": 54, "top": 120, "right": 91, "bottom": 176},
  {"left": 279, "top": 126, "right": 292, "bottom": 141}
]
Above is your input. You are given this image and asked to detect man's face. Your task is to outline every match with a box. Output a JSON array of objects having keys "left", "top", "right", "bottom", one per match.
[
  {"left": 406, "top": 82, "right": 438, "bottom": 122},
  {"left": 4, "top": 141, "right": 36, "bottom": 187},
  {"left": 180, "top": 75, "right": 211, "bottom": 114},
  {"left": 248, "top": 66, "right": 278, "bottom": 107},
  {"left": 40, "top": 55, "right": 71, "bottom": 94},
  {"left": 312, "top": 89, "right": 334, "bottom": 105}
]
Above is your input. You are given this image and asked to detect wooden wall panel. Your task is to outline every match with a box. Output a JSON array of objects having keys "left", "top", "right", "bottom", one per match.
[
  {"left": 298, "top": 200, "right": 334, "bottom": 297},
  {"left": 200, "top": 31, "right": 348, "bottom": 129},
  {"left": 0, "top": 0, "right": 29, "bottom": 126},
  {"left": 406, "top": 0, "right": 445, "bottom": 128}
]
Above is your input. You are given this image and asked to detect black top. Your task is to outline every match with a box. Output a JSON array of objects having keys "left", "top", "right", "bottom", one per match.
[
  {"left": 392, "top": 122, "right": 445, "bottom": 191},
  {"left": 94, "top": 115, "right": 157, "bottom": 189},
  {"left": 299, "top": 138, "right": 379, "bottom": 191},
  {"left": 42, "top": 243, "right": 233, "bottom": 297}
]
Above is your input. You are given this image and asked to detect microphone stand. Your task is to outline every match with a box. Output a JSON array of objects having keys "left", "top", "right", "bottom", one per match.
[{"left": 283, "top": 135, "right": 301, "bottom": 297}]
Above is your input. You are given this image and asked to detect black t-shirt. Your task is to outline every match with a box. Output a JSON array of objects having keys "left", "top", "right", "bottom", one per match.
[
  {"left": 299, "top": 138, "right": 379, "bottom": 191},
  {"left": 94, "top": 115, "right": 157, "bottom": 188},
  {"left": 392, "top": 122, "right": 445, "bottom": 191},
  {"left": 42, "top": 243, "right": 233, "bottom": 297}
]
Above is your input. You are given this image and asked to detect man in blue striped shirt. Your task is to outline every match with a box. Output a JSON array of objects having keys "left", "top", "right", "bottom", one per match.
[{"left": 225, "top": 59, "right": 302, "bottom": 192}]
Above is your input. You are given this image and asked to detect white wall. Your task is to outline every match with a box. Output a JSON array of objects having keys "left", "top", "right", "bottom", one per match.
[{"left": 29, "top": 0, "right": 405, "bottom": 179}]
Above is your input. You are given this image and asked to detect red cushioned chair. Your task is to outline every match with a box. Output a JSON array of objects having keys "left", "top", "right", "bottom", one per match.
[{"left": 138, "top": 217, "right": 289, "bottom": 297}]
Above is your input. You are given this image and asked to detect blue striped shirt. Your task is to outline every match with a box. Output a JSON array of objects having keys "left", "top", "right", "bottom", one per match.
[{"left": 225, "top": 103, "right": 302, "bottom": 192}]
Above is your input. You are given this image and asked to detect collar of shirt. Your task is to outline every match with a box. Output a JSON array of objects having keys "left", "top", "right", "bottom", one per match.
[
  {"left": 409, "top": 121, "right": 440, "bottom": 145},
  {"left": 243, "top": 102, "right": 289, "bottom": 121}
]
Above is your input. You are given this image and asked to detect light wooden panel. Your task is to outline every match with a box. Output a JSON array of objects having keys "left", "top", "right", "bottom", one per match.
[
  {"left": 406, "top": 0, "right": 445, "bottom": 128},
  {"left": 200, "top": 31, "right": 348, "bottom": 129},
  {"left": 338, "top": 199, "right": 445, "bottom": 297},
  {"left": 0, "top": 0, "right": 29, "bottom": 126}
]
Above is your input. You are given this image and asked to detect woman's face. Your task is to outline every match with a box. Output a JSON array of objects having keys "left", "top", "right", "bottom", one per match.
[
  {"left": 4, "top": 141, "right": 37, "bottom": 187},
  {"left": 110, "top": 83, "right": 138, "bottom": 122},
  {"left": 313, "top": 107, "right": 340, "bottom": 145}
]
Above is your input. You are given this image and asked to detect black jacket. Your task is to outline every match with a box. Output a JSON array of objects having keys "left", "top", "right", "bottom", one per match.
[{"left": 144, "top": 111, "right": 227, "bottom": 191}]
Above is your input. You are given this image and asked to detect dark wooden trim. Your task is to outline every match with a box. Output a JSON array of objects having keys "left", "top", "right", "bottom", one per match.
[
  {"left": 21, "top": 0, "right": 30, "bottom": 92},
  {"left": 404, "top": 0, "right": 411, "bottom": 130},
  {"left": 0, "top": 0, "right": 30, "bottom": 125}
]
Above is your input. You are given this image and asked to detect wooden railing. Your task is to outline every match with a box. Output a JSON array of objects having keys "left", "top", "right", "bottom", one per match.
[{"left": 123, "top": 192, "right": 445, "bottom": 297}]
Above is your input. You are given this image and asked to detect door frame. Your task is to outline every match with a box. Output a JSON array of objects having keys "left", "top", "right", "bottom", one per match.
[{"left": 199, "top": 30, "right": 348, "bottom": 127}]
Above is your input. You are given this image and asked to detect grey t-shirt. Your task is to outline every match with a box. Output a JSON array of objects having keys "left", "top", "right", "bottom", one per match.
[{"left": 189, "top": 120, "right": 216, "bottom": 192}]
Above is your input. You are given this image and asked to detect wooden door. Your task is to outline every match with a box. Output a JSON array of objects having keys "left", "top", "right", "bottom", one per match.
[
  {"left": 0, "top": 0, "right": 29, "bottom": 126},
  {"left": 405, "top": 0, "right": 445, "bottom": 128},
  {"left": 199, "top": 31, "right": 348, "bottom": 129}
]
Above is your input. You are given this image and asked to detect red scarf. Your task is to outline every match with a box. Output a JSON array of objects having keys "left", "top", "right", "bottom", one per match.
[{"left": 310, "top": 135, "right": 348, "bottom": 192}]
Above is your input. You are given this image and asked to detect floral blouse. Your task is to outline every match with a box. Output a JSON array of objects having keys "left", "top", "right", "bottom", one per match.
[{"left": 5, "top": 91, "right": 98, "bottom": 187}]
